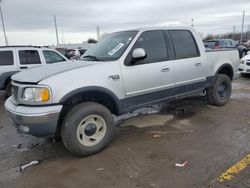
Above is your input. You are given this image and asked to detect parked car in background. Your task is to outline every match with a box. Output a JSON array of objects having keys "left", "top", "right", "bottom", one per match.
[
  {"left": 243, "top": 40, "right": 250, "bottom": 48},
  {"left": 69, "top": 48, "right": 87, "bottom": 60},
  {"left": 5, "top": 27, "right": 239, "bottom": 156},
  {"left": 0, "top": 46, "right": 68, "bottom": 97},
  {"left": 239, "top": 54, "right": 250, "bottom": 76},
  {"left": 203, "top": 39, "right": 247, "bottom": 58}
]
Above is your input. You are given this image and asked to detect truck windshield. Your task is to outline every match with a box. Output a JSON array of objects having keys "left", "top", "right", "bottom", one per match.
[{"left": 81, "top": 31, "right": 138, "bottom": 61}]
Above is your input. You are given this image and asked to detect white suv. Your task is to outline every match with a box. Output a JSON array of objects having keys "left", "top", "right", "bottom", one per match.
[{"left": 0, "top": 46, "right": 68, "bottom": 96}]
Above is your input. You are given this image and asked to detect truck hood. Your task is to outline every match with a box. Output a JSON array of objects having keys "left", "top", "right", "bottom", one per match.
[{"left": 12, "top": 61, "right": 96, "bottom": 83}]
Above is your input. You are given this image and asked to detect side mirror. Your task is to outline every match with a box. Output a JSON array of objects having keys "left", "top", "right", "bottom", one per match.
[
  {"left": 132, "top": 48, "right": 146, "bottom": 62},
  {"left": 247, "top": 51, "right": 250, "bottom": 55}
]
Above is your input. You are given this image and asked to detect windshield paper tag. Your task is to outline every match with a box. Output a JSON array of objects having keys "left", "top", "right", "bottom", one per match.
[{"left": 108, "top": 43, "right": 124, "bottom": 56}]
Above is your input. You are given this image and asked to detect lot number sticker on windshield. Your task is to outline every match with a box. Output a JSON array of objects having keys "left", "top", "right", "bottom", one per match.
[{"left": 108, "top": 43, "right": 125, "bottom": 56}]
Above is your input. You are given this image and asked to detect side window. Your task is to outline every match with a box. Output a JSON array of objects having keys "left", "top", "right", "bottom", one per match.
[
  {"left": 169, "top": 30, "right": 200, "bottom": 59},
  {"left": 0, "top": 51, "right": 14, "bottom": 66},
  {"left": 43, "top": 50, "right": 65, "bottom": 64},
  {"left": 228, "top": 40, "right": 233, "bottom": 47},
  {"left": 224, "top": 41, "right": 229, "bottom": 47},
  {"left": 19, "top": 50, "right": 41, "bottom": 65},
  {"left": 127, "top": 30, "right": 167, "bottom": 65}
]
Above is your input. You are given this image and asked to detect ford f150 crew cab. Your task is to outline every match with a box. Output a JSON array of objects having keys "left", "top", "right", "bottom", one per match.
[{"left": 5, "top": 27, "right": 239, "bottom": 156}]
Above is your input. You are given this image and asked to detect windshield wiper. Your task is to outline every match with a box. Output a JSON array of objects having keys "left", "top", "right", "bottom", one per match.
[{"left": 82, "top": 55, "right": 99, "bottom": 61}]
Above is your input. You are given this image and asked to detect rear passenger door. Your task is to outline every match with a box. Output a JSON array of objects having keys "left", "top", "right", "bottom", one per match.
[
  {"left": 168, "top": 30, "right": 206, "bottom": 86},
  {"left": 17, "top": 49, "right": 43, "bottom": 70}
]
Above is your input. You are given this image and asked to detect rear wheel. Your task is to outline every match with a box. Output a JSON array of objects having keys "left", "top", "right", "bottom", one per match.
[
  {"left": 207, "top": 74, "right": 232, "bottom": 106},
  {"left": 61, "top": 102, "right": 115, "bottom": 157}
]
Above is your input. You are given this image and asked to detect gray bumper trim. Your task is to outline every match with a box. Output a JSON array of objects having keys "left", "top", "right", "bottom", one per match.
[{"left": 5, "top": 98, "right": 63, "bottom": 137}]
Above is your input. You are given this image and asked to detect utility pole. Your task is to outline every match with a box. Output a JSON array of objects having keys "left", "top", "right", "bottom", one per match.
[
  {"left": 0, "top": 0, "right": 8, "bottom": 46},
  {"left": 240, "top": 10, "right": 245, "bottom": 42},
  {"left": 191, "top": 19, "right": 194, "bottom": 27},
  {"left": 97, "top": 25, "right": 100, "bottom": 41},
  {"left": 233, "top": 25, "right": 236, "bottom": 33},
  {"left": 61, "top": 24, "right": 65, "bottom": 44},
  {"left": 248, "top": 24, "right": 250, "bottom": 40},
  {"left": 54, "top": 14, "right": 59, "bottom": 45}
]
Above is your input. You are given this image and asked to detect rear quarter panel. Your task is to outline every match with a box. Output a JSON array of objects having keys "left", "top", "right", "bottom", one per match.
[{"left": 205, "top": 49, "right": 239, "bottom": 79}]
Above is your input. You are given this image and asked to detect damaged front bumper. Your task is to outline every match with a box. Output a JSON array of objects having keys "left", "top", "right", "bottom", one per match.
[{"left": 5, "top": 97, "right": 62, "bottom": 137}]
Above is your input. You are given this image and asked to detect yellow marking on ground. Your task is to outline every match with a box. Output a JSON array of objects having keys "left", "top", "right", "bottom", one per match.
[{"left": 217, "top": 153, "right": 250, "bottom": 182}]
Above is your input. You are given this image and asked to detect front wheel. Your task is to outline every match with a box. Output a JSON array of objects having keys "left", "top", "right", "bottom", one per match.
[
  {"left": 61, "top": 102, "right": 115, "bottom": 157},
  {"left": 207, "top": 74, "right": 232, "bottom": 106}
]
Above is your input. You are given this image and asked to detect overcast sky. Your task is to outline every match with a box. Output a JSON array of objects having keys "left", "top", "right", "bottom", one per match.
[{"left": 0, "top": 0, "right": 250, "bottom": 45}]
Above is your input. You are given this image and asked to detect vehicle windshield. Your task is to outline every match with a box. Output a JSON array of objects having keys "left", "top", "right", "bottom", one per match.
[{"left": 81, "top": 31, "right": 138, "bottom": 61}]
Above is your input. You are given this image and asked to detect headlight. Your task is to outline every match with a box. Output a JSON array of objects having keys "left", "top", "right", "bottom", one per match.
[
  {"left": 240, "top": 59, "right": 245, "bottom": 64},
  {"left": 22, "top": 87, "right": 50, "bottom": 102}
]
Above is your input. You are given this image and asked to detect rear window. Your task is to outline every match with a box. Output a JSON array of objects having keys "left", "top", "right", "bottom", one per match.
[
  {"left": 0, "top": 51, "right": 14, "bottom": 66},
  {"left": 169, "top": 30, "right": 200, "bottom": 59},
  {"left": 19, "top": 50, "right": 41, "bottom": 65}
]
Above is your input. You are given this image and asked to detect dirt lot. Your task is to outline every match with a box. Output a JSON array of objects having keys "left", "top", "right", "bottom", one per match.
[{"left": 0, "top": 77, "right": 250, "bottom": 188}]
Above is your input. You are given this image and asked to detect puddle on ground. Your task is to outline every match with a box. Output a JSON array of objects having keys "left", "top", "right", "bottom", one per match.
[
  {"left": 0, "top": 166, "right": 20, "bottom": 183},
  {"left": 117, "top": 97, "right": 206, "bottom": 131},
  {"left": 120, "top": 114, "right": 174, "bottom": 128},
  {"left": 231, "top": 92, "right": 250, "bottom": 99}
]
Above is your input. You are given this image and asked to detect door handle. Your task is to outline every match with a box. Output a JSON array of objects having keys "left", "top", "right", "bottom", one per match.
[
  {"left": 161, "top": 67, "right": 170, "bottom": 72},
  {"left": 20, "top": 66, "right": 28, "bottom": 69},
  {"left": 195, "top": 62, "right": 202, "bottom": 67}
]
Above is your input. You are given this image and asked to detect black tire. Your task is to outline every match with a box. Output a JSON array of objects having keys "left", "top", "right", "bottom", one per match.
[
  {"left": 207, "top": 74, "right": 232, "bottom": 106},
  {"left": 61, "top": 102, "right": 115, "bottom": 157},
  {"left": 5, "top": 81, "right": 12, "bottom": 98}
]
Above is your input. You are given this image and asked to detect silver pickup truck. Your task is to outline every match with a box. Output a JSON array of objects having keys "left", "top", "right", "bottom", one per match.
[{"left": 5, "top": 27, "right": 239, "bottom": 156}]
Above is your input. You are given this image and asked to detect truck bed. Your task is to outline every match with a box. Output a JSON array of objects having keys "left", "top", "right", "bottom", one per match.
[{"left": 205, "top": 49, "right": 239, "bottom": 79}]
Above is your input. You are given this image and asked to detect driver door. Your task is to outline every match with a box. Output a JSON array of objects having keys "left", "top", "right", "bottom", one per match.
[{"left": 121, "top": 30, "right": 175, "bottom": 97}]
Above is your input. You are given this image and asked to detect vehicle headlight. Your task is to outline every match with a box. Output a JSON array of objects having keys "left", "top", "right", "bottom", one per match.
[
  {"left": 240, "top": 59, "right": 245, "bottom": 64},
  {"left": 22, "top": 87, "right": 50, "bottom": 102}
]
